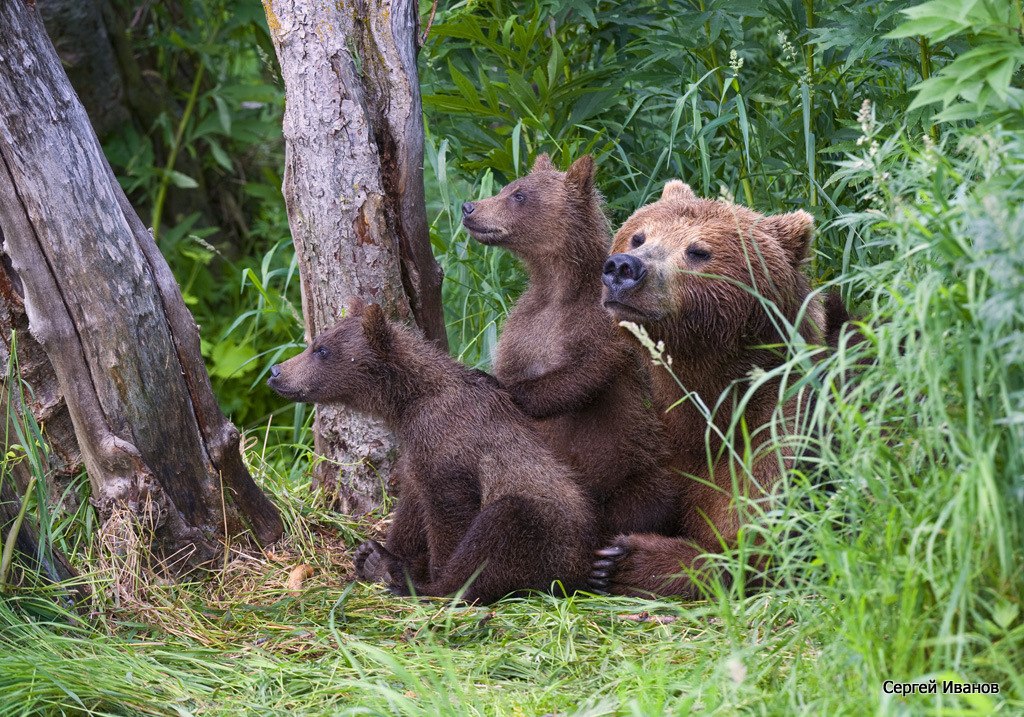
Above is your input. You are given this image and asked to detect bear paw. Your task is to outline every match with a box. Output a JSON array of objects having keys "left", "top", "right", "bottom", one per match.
[
  {"left": 588, "top": 539, "right": 631, "bottom": 594},
  {"left": 353, "top": 540, "right": 394, "bottom": 584}
]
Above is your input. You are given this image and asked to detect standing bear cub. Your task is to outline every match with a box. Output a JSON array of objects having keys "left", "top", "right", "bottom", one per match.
[
  {"left": 462, "top": 154, "right": 677, "bottom": 541},
  {"left": 268, "top": 299, "right": 596, "bottom": 604},
  {"left": 595, "top": 181, "right": 826, "bottom": 598}
]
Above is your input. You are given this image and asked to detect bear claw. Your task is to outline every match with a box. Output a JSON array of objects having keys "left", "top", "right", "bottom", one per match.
[{"left": 589, "top": 541, "right": 632, "bottom": 593}]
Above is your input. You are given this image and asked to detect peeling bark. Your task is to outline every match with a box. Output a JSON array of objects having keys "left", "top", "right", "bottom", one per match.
[
  {"left": 0, "top": 1, "right": 283, "bottom": 569},
  {"left": 262, "top": 0, "right": 445, "bottom": 512}
]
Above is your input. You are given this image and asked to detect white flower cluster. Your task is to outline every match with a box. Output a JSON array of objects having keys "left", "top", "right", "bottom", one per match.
[
  {"left": 777, "top": 31, "right": 799, "bottom": 64},
  {"left": 619, "top": 321, "right": 672, "bottom": 367},
  {"left": 729, "top": 49, "right": 744, "bottom": 76}
]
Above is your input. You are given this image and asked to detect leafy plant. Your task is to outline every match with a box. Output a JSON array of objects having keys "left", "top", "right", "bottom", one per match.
[{"left": 888, "top": 0, "right": 1024, "bottom": 126}]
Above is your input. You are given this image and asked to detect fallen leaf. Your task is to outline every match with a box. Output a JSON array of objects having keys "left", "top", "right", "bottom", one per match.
[{"left": 287, "top": 564, "right": 314, "bottom": 594}]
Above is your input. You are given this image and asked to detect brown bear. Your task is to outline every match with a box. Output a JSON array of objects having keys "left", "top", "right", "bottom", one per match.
[
  {"left": 267, "top": 298, "right": 596, "bottom": 604},
  {"left": 593, "top": 181, "right": 826, "bottom": 598},
  {"left": 461, "top": 154, "right": 677, "bottom": 541}
]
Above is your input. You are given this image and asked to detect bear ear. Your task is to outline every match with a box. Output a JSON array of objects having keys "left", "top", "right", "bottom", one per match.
[
  {"left": 661, "top": 180, "right": 697, "bottom": 202},
  {"left": 347, "top": 296, "right": 367, "bottom": 318},
  {"left": 761, "top": 210, "right": 815, "bottom": 261},
  {"left": 531, "top": 153, "right": 555, "bottom": 173},
  {"left": 361, "top": 303, "right": 391, "bottom": 355},
  {"left": 564, "top": 155, "right": 595, "bottom": 195}
]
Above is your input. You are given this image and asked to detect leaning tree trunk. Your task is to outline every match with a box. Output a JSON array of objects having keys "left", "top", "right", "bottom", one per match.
[
  {"left": 0, "top": 230, "right": 82, "bottom": 591},
  {"left": 0, "top": 1, "right": 283, "bottom": 570},
  {"left": 262, "top": 0, "right": 445, "bottom": 512}
]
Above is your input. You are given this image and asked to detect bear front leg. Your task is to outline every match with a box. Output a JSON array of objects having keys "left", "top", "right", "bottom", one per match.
[
  {"left": 384, "top": 480, "right": 431, "bottom": 585},
  {"left": 353, "top": 540, "right": 420, "bottom": 597},
  {"left": 590, "top": 534, "right": 716, "bottom": 599},
  {"left": 503, "top": 343, "right": 627, "bottom": 419}
]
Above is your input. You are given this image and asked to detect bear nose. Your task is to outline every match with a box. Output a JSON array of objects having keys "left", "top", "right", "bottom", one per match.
[
  {"left": 462, "top": 202, "right": 475, "bottom": 216},
  {"left": 602, "top": 253, "right": 646, "bottom": 291},
  {"left": 269, "top": 364, "right": 281, "bottom": 379}
]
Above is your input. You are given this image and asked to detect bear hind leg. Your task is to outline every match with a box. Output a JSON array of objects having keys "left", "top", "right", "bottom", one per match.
[{"left": 423, "top": 495, "right": 589, "bottom": 604}]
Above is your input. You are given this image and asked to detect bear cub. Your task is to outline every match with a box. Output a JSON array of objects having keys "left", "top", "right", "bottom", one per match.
[
  {"left": 268, "top": 298, "right": 596, "bottom": 604},
  {"left": 462, "top": 154, "right": 677, "bottom": 541}
]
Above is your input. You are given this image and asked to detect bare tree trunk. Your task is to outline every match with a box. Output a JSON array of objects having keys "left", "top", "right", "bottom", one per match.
[
  {"left": 0, "top": 1, "right": 283, "bottom": 569},
  {"left": 262, "top": 0, "right": 445, "bottom": 512},
  {"left": 0, "top": 228, "right": 82, "bottom": 593},
  {"left": 1, "top": 240, "right": 82, "bottom": 500}
]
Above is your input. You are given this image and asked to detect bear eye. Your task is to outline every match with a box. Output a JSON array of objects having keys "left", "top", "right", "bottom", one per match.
[
  {"left": 512, "top": 191, "right": 526, "bottom": 203},
  {"left": 686, "top": 246, "right": 712, "bottom": 261},
  {"left": 630, "top": 232, "right": 645, "bottom": 248},
  {"left": 315, "top": 345, "right": 328, "bottom": 358}
]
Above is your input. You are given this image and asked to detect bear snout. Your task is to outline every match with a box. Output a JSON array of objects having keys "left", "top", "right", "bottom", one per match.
[
  {"left": 602, "top": 253, "right": 647, "bottom": 294},
  {"left": 267, "top": 364, "right": 302, "bottom": 400},
  {"left": 462, "top": 201, "right": 475, "bottom": 216}
]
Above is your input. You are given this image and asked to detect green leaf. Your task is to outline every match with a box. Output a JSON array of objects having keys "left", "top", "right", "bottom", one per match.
[
  {"left": 210, "top": 340, "right": 258, "bottom": 380},
  {"left": 165, "top": 169, "right": 199, "bottom": 189},
  {"left": 448, "top": 61, "right": 480, "bottom": 108},
  {"left": 213, "top": 94, "right": 232, "bottom": 135},
  {"left": 207, "top": 139, "right": 233, "bottom": 172},
  {"left": 547, "top": 38, "right": 564, "bottom": 88},
  {"left": 885, "top": 16, "right": 967, "bottom": 41},
  {"left": 992, "top": 600, "right": 1019, "bottom": 631},
  {"left": 907, "top": 75, "right": 958, "bottom": 110}
]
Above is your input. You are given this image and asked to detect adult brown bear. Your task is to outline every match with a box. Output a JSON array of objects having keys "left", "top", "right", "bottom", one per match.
[
  {"left": 593, "top": 181, "right": 826, "bottom": 598},
  {"left": 268, "top": 299, "right": 596, "bottom": 604}
]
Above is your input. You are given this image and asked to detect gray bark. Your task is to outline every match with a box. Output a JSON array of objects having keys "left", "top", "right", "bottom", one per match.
[
  {"left": 0, "top": 0, "right": 283, "bottom": 568},
  {"left": 0, "top": 240, "right": 82, "bottom": 593},
  {"left": 262, "top": 0, "right": 445, "bottom": 512}
]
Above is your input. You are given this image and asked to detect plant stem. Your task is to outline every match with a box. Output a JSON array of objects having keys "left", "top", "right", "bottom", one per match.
[
  {"left": 0, "top": 476, "right": 37, "bottom": 592},
  {"left": 698, "top": 0, "right": 724, "bottom": 95},
  {"left": 804, "top": 0, "right": 815, "bottom": 76},
  {"left": 151, "top": 60, "right": 206, "bottom": 242},
  {"left": 920, "top": 37, "right": 940, "bottom": 142},
  {"left": 804, "top": 0, "right": 816, "bottom": 207}
]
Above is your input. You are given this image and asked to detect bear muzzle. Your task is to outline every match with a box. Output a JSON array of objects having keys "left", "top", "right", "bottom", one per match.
[
  {"left": 602, "top": 253, "right": 647, "bottom": 295},
  {"left": 267, "top": 365, "right": 306, "bottom": 402}
]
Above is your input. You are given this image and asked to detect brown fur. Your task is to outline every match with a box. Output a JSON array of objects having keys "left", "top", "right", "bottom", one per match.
[
  {"left": 462, "top": 155, "right": 677, "bottom": 541},
  {"left": 268, "top": 299, "right": 596, "bottom": 604},
  {"left": 598, "top": 182, "right": 826, "bottom": 598}
]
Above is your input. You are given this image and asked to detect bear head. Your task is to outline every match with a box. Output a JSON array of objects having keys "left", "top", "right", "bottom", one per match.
[
  {"left": 602, "top": 181, "right": 819, "bottom": 355},
  {"left": 461, "top": 154, "right": 606, "bottom": 266},
  {"left": 267, "top": 297, "right": 393, "bottom": 413}
]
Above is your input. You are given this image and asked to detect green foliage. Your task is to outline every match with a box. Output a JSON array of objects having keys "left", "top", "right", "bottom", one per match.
[
  {"left": 418, "top": 0, "right": 938, "bottom": 361},
  {"left": 100, "top": 0, "right": 303, "bottom": 428},
  {"left": 888, "top": 0, "right": 1024, "bottom": 125}
]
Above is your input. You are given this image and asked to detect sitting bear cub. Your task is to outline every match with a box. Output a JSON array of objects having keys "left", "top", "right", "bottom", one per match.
[{"left": 268, "top": 298, "right": 596, "bottom": 604}]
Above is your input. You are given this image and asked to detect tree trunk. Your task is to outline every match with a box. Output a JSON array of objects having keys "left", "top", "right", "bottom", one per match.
[
  {"left": 0, "top": 0, "right": 283, "bottom": 570},
  {"left": 0, "top": 228, "right": 85, "bottom": 594},
  {"left": 262, "top": 0, "right": 445, "bottom": 512}
]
